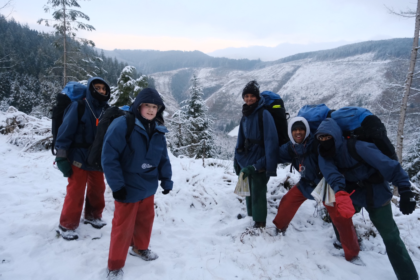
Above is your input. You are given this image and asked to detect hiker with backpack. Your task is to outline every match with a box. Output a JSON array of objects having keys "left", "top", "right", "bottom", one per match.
[
  {"left": 234, "top": 80, "right": 279, "bottom": 228},
  {"left": 55, "top": 77, "right": 111, "bottom": 240},
  {"left": 101, "top": 88, "right": 173, "bottom": 279},
  {"left": 316, "top": 118, "right": 418, "bottom": 280}
]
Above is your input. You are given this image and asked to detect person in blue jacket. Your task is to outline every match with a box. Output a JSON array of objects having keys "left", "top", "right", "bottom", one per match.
[
  {"left": 234, "top": 80, "right": 278, "bottom": 228},
  {"left": 316, "top": 118, "right": 418, "bottom": 280},
  {"left": 102, "top": 88, "right": 173, "bottom": 279},
  {"left": 55, "top": 77, "right": 110, "bottom": 240}
]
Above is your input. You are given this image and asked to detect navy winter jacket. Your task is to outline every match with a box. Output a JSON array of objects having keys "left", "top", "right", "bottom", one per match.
[
  {"left": 101, "top": 88, "right": 173, "bottom": 203},
  {"left": 55, "top": 77, "right": 109, "bottom": 171},
  {"left": 316, "top": 118, "right": 411, "bottom": 208},
  {"left": 235, "top": 97, "right": 279, "bottom": 176}
]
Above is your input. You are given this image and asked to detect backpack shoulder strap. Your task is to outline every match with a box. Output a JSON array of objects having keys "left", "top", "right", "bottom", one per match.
[
  {"left": 76, "top": 99, "right": 85, "bottom": 123},
  {"left": 346, "top": 138, "right": 364, "bottom": 163},
  {"left": 125, "top": 112, "right": 135, "bottom": 142},
  {"left": 258, "top": 108, "right": 265, "bottom": 141}
]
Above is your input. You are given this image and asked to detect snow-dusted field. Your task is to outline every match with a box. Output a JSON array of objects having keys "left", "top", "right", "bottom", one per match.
[{"left": 0, "top": 117, "right": 420, "bottom": 279}]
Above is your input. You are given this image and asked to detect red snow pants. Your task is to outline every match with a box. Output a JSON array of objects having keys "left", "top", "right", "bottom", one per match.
[
  {"left": 272, "top": 185, "right": 360, "bottom": 261},
  {"left": 324, "top": 203, "right": 360, "bottom": 261},
  {"left": 108, "top": 195, "right": 155, "bottom": 271},
  {"left": 59, "top": 165, "right": 106, "bottom": 230},
  {"left": 272, "top": 185, "right": 307, "bottom": 231}
]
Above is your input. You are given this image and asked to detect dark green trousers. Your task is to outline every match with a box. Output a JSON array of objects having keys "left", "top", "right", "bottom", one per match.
[
  {"left": 334, "top": 203, "right": 418, "bottom": 280},
  {"left": 245, "top": 172, "right": 269, "bottom": 222}
]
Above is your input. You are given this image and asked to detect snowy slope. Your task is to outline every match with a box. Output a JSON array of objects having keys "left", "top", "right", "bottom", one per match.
[{"left": 0, "top": 111, "right": 420, "bottom": 280}]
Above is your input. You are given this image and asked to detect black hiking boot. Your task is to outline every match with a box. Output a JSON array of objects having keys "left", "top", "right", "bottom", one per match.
[
  {"left": 107, "top": 269, "right": 123, "bottom": 280},
  {"left": 83, "top": 218, "right": 107, "bottom": 229},
  {"left": 56, "top": 225, "right": 78, "bottom": 241},
  {"left": 129, "top": 248, "right": 159, "bottom": 261},
  {"left": 253, "top": 222, "right": 266, "bottom": 228}
]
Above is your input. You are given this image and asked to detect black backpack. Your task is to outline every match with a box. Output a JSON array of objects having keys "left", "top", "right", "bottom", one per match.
[
  {"left": 51, "top": 82, "right": 87, "bottom": 155},
  {"left": 87, "top": 107, "right": 135, "bottom": 171}
]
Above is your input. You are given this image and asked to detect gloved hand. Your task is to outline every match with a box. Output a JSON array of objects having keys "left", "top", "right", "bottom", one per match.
[
  {"left": 335, "top": 191, "right": 355, "bottom": 219},
  {"left": 234, "top": 160, "right": 241, "bottom": 176},
  {"left": 400, "top": 191, "right": 416, "bottom": 215},
  {"left": 240, "top": 165, "right": 257, "bottom": 179},
  {"left": 162, "top": 189, "right": 170, "bottom": 195},
  {"left": 55, "top": 157, "right": 73, "bottom": 177},
  {"left": 113, "top": 187, "right": 127, "bottom": 201}
]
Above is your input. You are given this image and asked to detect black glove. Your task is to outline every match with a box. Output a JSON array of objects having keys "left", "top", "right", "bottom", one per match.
[
  {"left": 234, "top": 160, "right": 241, "bottom": 176},
  {"left": 162, "top": 189, "right": 170, "bottom": 195},
  {"left": 400, "top": 191, "right": 416, "bottom": 215},
  {"left": 113, "top": 187, "right": 127, "bottom": 201},
  {"left": 55, "top": 157, "right": 73, "bottom": 177}
]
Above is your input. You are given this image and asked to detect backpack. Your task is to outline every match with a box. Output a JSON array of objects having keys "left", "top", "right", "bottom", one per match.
[
  {"left": 51, "top": 82, "right": 87, "bottom": 155},
  {"left": 259, "top": 91, "right": 290, "bottom": 146},
  {"left": 297, "top": 104, "right": 333, "bottom": 135},
  {"left": 297, "top": 105, "right": 397, "bottom": 161},
  {"left": 87, "top": 106, "right": 135, "bottom": 171}
]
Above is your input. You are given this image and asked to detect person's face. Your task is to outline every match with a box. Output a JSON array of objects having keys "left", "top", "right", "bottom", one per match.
[
  {"left": 292, "top": 128, "right": 306, "bottom": 144},
  {"left": 140, "top": 103, "right": 158, "bottom": 120},
  {"left": 244, "top": 93, "right": 258, "bottom": 106},
  {"left": 93, "top": 83, "right": 107, "bottom": 96},
  {"left": 317, "top": 134, "right": 333, "bottom": 142}
]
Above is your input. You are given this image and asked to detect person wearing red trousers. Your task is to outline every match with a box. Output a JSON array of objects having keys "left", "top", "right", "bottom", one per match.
[
  {"left": 102, "top": 88, "right": 173, "bottom": 280},
  {"left": 55, "top": 77, "right": 111, "bottom": 241},
  {"left": 241, "top": 116, "right": 361, "bottom": 260}
]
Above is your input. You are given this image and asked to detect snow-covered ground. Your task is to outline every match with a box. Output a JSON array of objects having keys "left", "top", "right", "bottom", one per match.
[{"left": 1, "top": 112, "right": 420, "bottom": 280}]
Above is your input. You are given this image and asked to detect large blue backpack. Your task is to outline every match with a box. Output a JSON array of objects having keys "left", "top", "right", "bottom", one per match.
[
  {"left": 260, "top": 91, "right": 289, "bottom": 146},
  {"left": 297, "top": 105, "right": 397, "bottom": 161},
  {"left": 51, "top": 82, "right": 87, "bottom": 155}
]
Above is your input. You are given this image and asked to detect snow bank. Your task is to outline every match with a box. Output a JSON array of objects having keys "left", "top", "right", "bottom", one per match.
[{"left": 0, "top": 115, "right": 419, "bottom": 279}]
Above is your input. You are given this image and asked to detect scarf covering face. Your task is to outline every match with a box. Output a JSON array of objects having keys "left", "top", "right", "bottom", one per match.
[
  {"left": 319, "top": 138, "right": 336, "bottom": 158},
  {"left": 242, "top": 102, "right": 259, "bottom": 117}
]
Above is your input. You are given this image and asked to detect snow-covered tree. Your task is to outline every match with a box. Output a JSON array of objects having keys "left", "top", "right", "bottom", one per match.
[
  {"left": 405, "top": 137, "right": 420, "bottom": 184},
  {"left": 168, "top": 75, "right": 215, "bottom": 158},
  {"left": 109, "top": 66, "right": 148, "bottom": 107}
]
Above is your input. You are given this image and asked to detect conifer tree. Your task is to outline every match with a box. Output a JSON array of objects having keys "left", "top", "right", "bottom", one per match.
[
  {"left": 405, "top": 138, "right": 420, "bottom": 184},
  {"left": 38, "top": 0, "right": 96, "bottom": 86},
  {"left": 168, "top": 75, "right": 215, "bottom": 158},
  {"left": 109, "top": 66, "right": 148, "bottom": 106}
]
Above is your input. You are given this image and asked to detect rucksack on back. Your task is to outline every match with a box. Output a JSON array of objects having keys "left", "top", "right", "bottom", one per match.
[
  {"left": 331, "top": 106, "right": 398, "bottom": 161},
  {"left": 297, "top": 104, "right": 332, "bottom": 135},
  {"left": 51, "top": 82, "right": 87, "bottom": 155},
  {"left": 259, "top": 91, "right": 289, "bottom": 146},
  {"left": 87, "top": 106, "right": 135, "bottom": 171}
]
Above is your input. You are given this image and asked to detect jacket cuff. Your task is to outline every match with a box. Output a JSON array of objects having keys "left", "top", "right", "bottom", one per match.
[
  {"left": 161, "top": 180, "right": 174, "bottom": 190},
  {"left": 56, "top": 149, "right": 67, "bottom": 158},
  {"left": 397, "top": 185, "right": 411, "bottom": 195}
]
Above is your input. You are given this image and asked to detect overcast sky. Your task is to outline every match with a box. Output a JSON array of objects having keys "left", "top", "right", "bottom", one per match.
[{"left": 2, "top": 0, "right": 418, "bottom": 53}]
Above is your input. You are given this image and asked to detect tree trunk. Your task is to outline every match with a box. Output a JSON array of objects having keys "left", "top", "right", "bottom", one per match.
[
  {"left": 396, "top": 0, "right": 420, "bottom": 163},
  {"left": 394, "top": 0, "right": 420, "bottom": 197},
  {"left": 63, "top": 2, "right": 67, "bottom": 87}
]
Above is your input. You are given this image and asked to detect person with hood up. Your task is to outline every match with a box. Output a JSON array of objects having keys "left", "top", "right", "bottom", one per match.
[
  {"left": 270, "top": 117, "right": 325, "bottom": 232},
  {"left": 55, "top": 77, "right": 111, "bottom": 240},
  {"left": 234, "top": 80, "right": 278, "bottom": 228},
  {"left": 316, "top": 118, "right": 418, "bottom": 280},
  {"left": 102, "top": 88, "right": 173, "bottom": 279}
]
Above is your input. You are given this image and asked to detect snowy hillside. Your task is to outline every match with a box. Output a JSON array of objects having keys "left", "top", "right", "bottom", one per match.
[{"left": 1, "top": 110, "right": 420, "bottom": 280}]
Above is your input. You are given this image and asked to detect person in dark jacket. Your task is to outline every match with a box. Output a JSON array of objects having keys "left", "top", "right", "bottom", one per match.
[
  {"left": 102, "top": 88, "right": 173, "bottom": 279},
  {"left": 234, "top": 80, "right": 278, "bottom": 228},
  {"left": 55, "top": 77, "right": 111, "bottom": 240},
  {"left": 316, "top": 118, "right": 418, "bottom": 280}
]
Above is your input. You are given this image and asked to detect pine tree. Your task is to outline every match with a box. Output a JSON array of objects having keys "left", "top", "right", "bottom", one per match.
[
  {"left": 168, "top": 75, "right": 215, "bottom": 158},
  {"left": 38, "top": 0, "right": 96, "bottom": 86},
  {"left": 109, "top": 66, "right": 148, "bottom": 106}
]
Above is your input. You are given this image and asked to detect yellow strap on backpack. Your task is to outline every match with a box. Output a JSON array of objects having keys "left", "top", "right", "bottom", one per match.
[{"left": 272, "top": 105, "right": 281, "bottom": 108}]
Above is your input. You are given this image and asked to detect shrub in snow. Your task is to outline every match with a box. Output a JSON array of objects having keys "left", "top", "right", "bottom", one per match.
[
  {"left": 0, "top": 106, "right": 52, "bottom": 152},
  {"left": 109, "top": 66, "right": 148, "bottom": 107}
]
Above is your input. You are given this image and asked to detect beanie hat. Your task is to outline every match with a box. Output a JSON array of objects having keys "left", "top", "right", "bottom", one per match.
[
  {"left": 242, "top": 80, "right": 260, "bottom": 99},
  {"left": 291, "top": 121, "right": 306, "bottom": 131}
]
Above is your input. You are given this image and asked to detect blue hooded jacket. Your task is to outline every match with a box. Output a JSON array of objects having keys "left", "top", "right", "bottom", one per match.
[
  {"left": 101, "top": 88, "right": 173, "bottom": 203},
  {"left": 316, "top": 118, "right": 411, "bottom": 208},
  {"left": 278, "top": 117, "right": 322, "bottom": 199},
  {"left": 235, "top": 97, "right": 279, "bottom": 176},
  {"left": 55, "top": 77, "right": 110, "bottom": 171}
]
